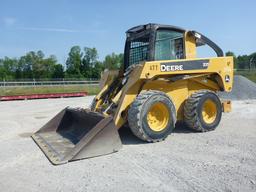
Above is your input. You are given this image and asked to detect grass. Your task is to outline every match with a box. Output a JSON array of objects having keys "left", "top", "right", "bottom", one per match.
[
  {"left": 1, "top": 71, "right": 255, "bottom": 96},
  {"left": 0, "top": 85, "right": 100, "bottom": 96},
  {"left": 235, "top": 70, "right": 256, "bottom": 83}
]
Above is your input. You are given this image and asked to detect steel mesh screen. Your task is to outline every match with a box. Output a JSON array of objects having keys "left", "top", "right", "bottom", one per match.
[{"left": 129, "top": 38, "right": 149, "bottom": 65}]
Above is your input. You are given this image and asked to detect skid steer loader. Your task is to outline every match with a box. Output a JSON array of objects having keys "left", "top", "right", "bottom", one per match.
[{"left": 32, "top": 23, "right": 233, "bottom": 165}]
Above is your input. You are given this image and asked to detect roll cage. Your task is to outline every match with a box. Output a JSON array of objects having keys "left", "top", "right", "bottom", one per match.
[{"left": 123, "top": 23, "right": 224, "bottom": 70}]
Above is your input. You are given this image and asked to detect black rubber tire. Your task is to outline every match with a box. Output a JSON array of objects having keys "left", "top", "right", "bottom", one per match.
[
  {"left": 184, "top": 90, "right": 222, "bottom": 132},
  {"left": 128, "top": 90, "right": 176, "bottom": 142}
]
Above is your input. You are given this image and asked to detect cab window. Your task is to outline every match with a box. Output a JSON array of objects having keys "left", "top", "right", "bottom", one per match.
[{"left": 155, "top": 30, "right": 184, "bottom": 60}]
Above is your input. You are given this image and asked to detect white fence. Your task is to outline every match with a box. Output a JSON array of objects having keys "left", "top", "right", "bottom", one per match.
[{"left": 0, "top": 79, "right": 100, "bottom": 87}]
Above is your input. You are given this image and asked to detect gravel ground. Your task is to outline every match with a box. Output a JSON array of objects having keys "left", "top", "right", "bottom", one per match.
[
  {"left": 219, "top": 75, "right": 256, "bottom": 100},
  {"left": 0, "top": 96, "right": 256, "bottom": 192}
]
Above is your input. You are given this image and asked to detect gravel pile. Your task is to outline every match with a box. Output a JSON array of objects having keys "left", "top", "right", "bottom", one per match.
[{"left": 219, "top": 75, "right": 256, "bottom": 100}]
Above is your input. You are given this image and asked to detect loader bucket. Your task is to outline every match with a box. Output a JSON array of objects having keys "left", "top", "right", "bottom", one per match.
[{"left": 31, "top": 108, "right": 122, "bottom": 165}]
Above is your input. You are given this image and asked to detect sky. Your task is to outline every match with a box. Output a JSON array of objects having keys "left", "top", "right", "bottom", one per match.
[{"left": 0, "top": 0, "right": 255, "bottom": 63}]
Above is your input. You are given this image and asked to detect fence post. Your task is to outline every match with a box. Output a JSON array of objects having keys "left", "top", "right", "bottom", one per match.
[{"left": 62, "top": 78, "right": 64, "bottom": 92}]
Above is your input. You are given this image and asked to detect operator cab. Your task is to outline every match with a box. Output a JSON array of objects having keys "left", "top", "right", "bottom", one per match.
[{"left": 124, "top": 23, "right": 223, "bottom": 70}]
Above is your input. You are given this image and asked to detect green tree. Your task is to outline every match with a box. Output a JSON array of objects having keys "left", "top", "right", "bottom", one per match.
[
  {"left": 0, "top": 57, "right": 18, "bottom": 80},
  {"left": 237, "top": 55, "right": 250, "bottom": 69},
  {"left": 65, "top": 46, "right": 83, "bottom": 78},
  {"left": 91, "top": 61, "right": 104, "bottom": 79},
  {"left": 52, "top": 64, "right": 64, "bottom": 78},
  {"left": 42, "top": 55, "right": 58, "bottom": 78},
  {"left": 103, "top": 53, "right": 123, "bottom": 70},
  {"left": 249, "top": 52, "right": 256, "bottom": 70},
  {"left": 26, "top": 51, "right": 41, "bottom": 78},
  {"left": 0, "top": 59, "right": 6, "bottom": 80},
  {"left": 18, "top": 55, "right": 32, "bottom": 78},
  {"left": 81, "top": 47, "right": 98, "bottom": 78},
  {"left": 17, "top": 51, "right": 57, "bottom": 79}
]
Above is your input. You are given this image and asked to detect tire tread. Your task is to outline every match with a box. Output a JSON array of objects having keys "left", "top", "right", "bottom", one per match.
[
  {"left": 184, "top": 90, "right": 219, "bottom": 132},
  {"left": 128, "top": 90, "right": 176, "bottom": 142}
]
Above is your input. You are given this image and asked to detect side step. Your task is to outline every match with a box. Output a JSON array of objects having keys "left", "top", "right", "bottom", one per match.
[{"left": 32, "top": 108, "right": 122, "bottom": 165}]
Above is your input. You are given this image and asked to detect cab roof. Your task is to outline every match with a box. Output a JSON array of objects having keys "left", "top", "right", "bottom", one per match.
[{"left": 126, "top": 23, "right": 186, "bottom": 34}]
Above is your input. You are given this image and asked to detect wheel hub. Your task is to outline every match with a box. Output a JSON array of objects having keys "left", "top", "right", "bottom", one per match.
[
  {"left": 147, "top": 102, "right": 169, "bottom": 132},
  {"left": 202, "top": 99, "right": 217, "bottom": 124}
]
